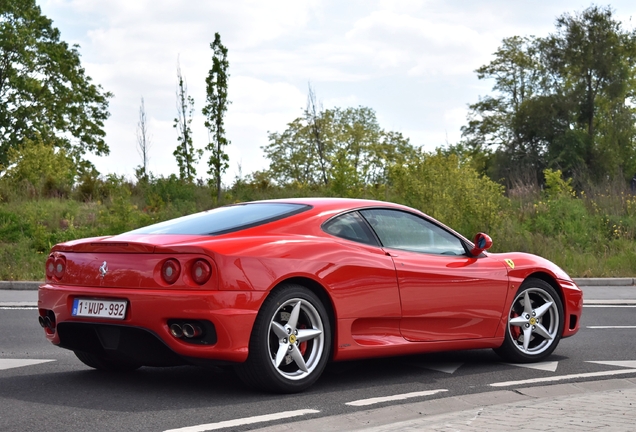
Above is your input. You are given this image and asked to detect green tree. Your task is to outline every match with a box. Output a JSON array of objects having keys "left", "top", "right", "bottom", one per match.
[
  {"left": 543, "top": 5, "right": 636, "bottom": 181},
  {"left": 0, "top": 0, "right": 111, "bottom": 173},
  {"left": 1, "top": 135, "right": 76, "bottom": 198},
  {"left": 202, "top": 33, "right": 231, "bottom": 202},
  {"left": 173, "top": 60, "right": 201, "bottom": 182},
  {"left": 263, "top": 103, "right": 415, "bottom": 195},
  {"left": 462, "top": 6, "right": 636, "bottom": 187},
  {"left": 461, "top": 36, "right": 547, "bottom": 186},
  {"left": 264, "top": 116, "right": 321, "bottom": 187}
]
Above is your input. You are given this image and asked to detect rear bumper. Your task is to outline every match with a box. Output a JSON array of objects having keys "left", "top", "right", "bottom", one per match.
[
  {"left": 38, "top": 283, "right": 268, "bottom": 363},
  {"left": 557, "top": 279, "right": 583, "bottom": 338}
]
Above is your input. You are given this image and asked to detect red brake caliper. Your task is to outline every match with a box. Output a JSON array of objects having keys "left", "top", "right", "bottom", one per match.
[
  {"left": 298, "top": 324, "right": 307, "bottom": 356},
  {"left": 510, "top": 311, "right": 521, "bottom": 340}
]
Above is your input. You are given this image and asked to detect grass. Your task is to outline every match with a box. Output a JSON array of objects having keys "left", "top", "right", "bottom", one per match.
[{"left": 1, "top": 172, "right": 635, "bottom": 280}]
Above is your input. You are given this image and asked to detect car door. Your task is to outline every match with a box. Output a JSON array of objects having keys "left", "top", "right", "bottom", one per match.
[{"left": 359, "top": 208, "right": 509, "bottom": 342}]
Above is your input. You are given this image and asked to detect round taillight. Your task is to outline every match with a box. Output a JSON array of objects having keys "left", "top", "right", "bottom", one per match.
[
  {"left": 162, "top": 259, "right": 181, "bottom": 284},
  {"left": 45, "top": 256, "right": 56, "bottom": 279},
  {"left": 191, "top": 260, "right": 211, "bottom": 285},
  {"left": 53, "top": 257, "right": 66, "bottom": 279}
]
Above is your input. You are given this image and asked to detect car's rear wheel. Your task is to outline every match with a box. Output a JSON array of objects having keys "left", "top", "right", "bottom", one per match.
[
  {"left": 235, "top": 283, "right": 331, "bottom": 393},
  {"left": 494, "top": 278, "right": 564, "bottom": 363},
  {"left": 74, "top": 351, "right": 141, "bottom": 372}
]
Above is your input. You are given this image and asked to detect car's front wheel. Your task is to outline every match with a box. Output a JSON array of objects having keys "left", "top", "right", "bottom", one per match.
[
  {"left": 235, "top": 283, "right": 331, "bottom": 393},
  {"left": 494, "top": 278, "right": 564, "bottom": 363}
]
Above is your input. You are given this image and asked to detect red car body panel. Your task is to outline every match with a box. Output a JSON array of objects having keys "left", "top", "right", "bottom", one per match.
[
  {"left": 39, "top": 283, "right": 265, "bottom": 362},
  {"left": 391, "top": 252, "right": 509, "bottom": 342},
  {"left": 493, "top": 251, "right": 584, "bottom": 339},
  {"left": 38, "top": 198, "right": 582, "bottom": 365}
]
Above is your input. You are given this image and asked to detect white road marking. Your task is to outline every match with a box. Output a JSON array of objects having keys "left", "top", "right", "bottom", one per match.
[
  {"left": 502, "top": 361, "right": 558, "bottom": 372},
  {"left": 584, "top": 305, "right": 636, "bottom": 308},
  {"left": 587, "top": 326, "right": 636, "bottom": 329},
  {"left": 162, "top": 409, "right": 320, "bottom": 432},
  {"left": 345, "top": 389, "right": 448, "bottom": 407},
  {"left": 584, "top": 300, "right": 636, "bottom": 305},
  {"left": 408, "top": 362, "right": 463, "bottom": 374},
  {"left": 587, "top": 360, "right": 636, "bottom": 368},
  {"left": 490, "top": 369, "right": 636, "bottom": 387},
  {"left": 0, "top": 359, "right": 55, "bottom": 371},
  {"left": 0, "top": 303, "right": 38, "bottom": 308}
]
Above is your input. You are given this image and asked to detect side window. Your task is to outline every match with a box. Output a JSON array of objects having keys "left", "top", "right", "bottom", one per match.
[
  {"left": 322, "top": 212, "right": 378, "bottom": 246},
  {"left": 359, "top": 209, "right": 466, "bottom": 255}
]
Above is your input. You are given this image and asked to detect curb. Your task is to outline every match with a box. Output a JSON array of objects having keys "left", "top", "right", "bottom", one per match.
[
  {"left": 0, "top": 278, "right": 635, "bottom": 290},
  {"left": 573, "top": 278, "right": 635, "bottom": 286},
  {"left": 0, "top": 281, "right": 41, "bottom": 290},
  {"left": 251, "top": 378, "right": 636, "bottom": 432}
]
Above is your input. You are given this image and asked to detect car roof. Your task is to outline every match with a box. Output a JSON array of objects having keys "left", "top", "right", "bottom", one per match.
[{"left": 248, "top": 197, "right": 413, "bottom": 214}]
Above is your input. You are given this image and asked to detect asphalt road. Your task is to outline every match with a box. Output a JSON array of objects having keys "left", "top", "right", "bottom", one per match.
[{"left": 1, "top": 286, "right": 635, "bottom": 432}]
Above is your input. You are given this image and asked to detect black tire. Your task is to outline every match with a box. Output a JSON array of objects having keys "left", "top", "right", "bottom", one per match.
[
  {"left": 494, "top": 278, "right": 564, "bottom": 363},
  {"left": 235, "top": 283, "right": 331, "bottom": 393},
  {"left": 74, "top": 351, "right": 141, "bottom": 372}
]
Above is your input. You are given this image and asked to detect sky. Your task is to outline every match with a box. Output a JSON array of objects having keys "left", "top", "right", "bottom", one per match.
[{"left": 39, "top": 0, "right": 636, "bottom": 185}]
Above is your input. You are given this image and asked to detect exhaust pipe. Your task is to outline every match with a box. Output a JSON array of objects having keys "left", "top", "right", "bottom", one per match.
[
  {"left": 43, "top": 316, "right": 53, "bottom": 330},
  {"left": 170, "top": 323, "right": 183, "bottom": 338},
  {"left": 39, "top": 310, "right": 56, "bottom": 332},
  {"left": 182, "top": 323, "right": 202, "bottom": 338}
]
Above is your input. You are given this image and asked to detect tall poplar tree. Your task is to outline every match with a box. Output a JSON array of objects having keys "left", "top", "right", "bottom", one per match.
[
  {"left": 202, "top": 32, "right": 231, "bottom": 201},
  {"left": 135, "top": 97, "right": 151, "bottom": 181},
  {"left": 173, "top": 60, "right": 201, "bottom": 182}
]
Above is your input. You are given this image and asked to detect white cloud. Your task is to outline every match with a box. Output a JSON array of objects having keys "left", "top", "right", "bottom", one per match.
[{"left": 37, "top": 0, "right": 636, "bottom": 184}]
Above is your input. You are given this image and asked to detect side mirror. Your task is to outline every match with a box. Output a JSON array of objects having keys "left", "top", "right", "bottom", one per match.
[{"left": 469, "top": 233, "right": 492, "bottom": 256}]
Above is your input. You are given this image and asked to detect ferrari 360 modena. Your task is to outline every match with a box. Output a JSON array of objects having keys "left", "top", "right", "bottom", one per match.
[{"left": 38, "top": 198, "right": 582, "bottom": 392}]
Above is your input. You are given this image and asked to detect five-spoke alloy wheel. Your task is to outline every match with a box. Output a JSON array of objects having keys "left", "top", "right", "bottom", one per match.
[
  {"left": 236, "top": 283, "right": 331, "bottom": 393},
  {"left": 494, "top": 278, "right": 564, "bottom": 363}
]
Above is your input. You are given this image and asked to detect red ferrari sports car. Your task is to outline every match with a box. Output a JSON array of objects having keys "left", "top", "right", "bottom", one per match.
[{"left": 38, "top": 198, "right": 582, "bottom": 392}]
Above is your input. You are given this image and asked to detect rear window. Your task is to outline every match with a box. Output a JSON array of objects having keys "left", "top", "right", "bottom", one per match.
[{"left": 127, "top": 203, "right": 310, "bottom": 235}]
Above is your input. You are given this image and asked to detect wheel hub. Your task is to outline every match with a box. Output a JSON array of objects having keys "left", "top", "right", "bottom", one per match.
[
  {"left": 507, "top": 287, "right": 559, "bottom": 355},
  {"left": 268, "top": 298, "right": 325, "bottom": 381}
]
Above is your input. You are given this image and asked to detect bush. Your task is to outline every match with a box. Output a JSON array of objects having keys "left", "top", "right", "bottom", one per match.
[
  {"left": 388, "top": 150, "right": 507, "bottom": 237},
  {"left": 1, "top": 153, "right": 636, "bottom": 279},
  {"left": 0, "top": 137, "right": 76, "bottom": 198}
]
